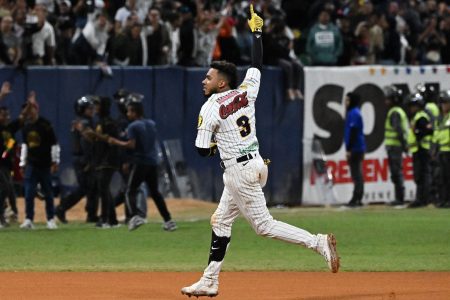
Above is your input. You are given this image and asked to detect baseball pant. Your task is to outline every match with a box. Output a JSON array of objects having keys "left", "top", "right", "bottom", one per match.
[
  {"left": 202, "top": 153, "right": 319, "bottom": 281},
  {"left": 387, "top": 147, "right": 405, "bottom": 202},
  {"left": 126, "top": 164, "right": 171, "bottom": 221},
  {"left": 23, "top": 165, "right": 55, "bottom": 221}
]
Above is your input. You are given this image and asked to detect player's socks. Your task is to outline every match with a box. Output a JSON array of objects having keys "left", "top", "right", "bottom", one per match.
[{"left": 202, "top": 230, "right": 230, "bottom": 281}]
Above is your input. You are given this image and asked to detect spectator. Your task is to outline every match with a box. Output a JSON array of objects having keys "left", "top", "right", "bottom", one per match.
[
  {"left": 367, "top": 12, "right": 384, "bottom": 64},
  {"left": 114, "top": 0, "right": 146, "bottom": 34},
  {"left": 19, "top": 91, "right": 60, "bottom": 230},
  {"left": 110, "top": 14, "right": 147, "bottom": 66},
  {"left": 0, "top": 0, "right": 12, "bottom": 18},
  {"left": 145, "top": 7, "right": 170, "bottom": 65},
  {"left": 306, "top": 9, "right": 342, "bottom": 66},
  {"left": 166, "top": 10, "right": 181, "bottom": 65},
  {"left": 0, "top": 15, "right": 20, "bottom": 65},
  {"left": 29, "top": 5, "right": 56, "bottom": 65},
  {"left": 192, "top": 0, "right": 228, "bottom": 67},
  {"left": 418, "top": 15, "right": 445, "bottom": 64},
  {"left": 337, "top": 16, "right": 353, "bottom": 66},
  {"left": 344, "top": 92, "right": 366, "bottom": 208},
  {"left": 264, "top": 16, "right": 303, "bottom": 101},
  {"left": 352, "top": 21, "right": 370, "bottom": 65},
  {"left": 235, "top": 14, "right": 253, "bottom": 65},
  {"left": 12, "top": 6, "right": 26, "bottom": 41},
  {"left": 213, "top": 17, "right": 240, "bottom": 65},
  {"left": 69, "top": 12, "right": 110, "bottom": 65},
  {"left": 441, "top": 15, "right": 450, "bottom": 64},
  {"left": 54, "top": 0, "right": 76, "bottom": 64},
  {"left": 178, "top": 6, "right": 194, "bottom": 66},
  {"left": 379, "top": 11, "right": 401, "bottom": 64}
]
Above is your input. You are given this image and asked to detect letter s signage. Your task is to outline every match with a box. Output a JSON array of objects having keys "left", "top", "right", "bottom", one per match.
[{"left": 312, "top": 83, "right": 387, "bottom": 155}]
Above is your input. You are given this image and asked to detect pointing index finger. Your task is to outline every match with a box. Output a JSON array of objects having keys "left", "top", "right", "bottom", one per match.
[{"left": 250, "top": 4, "right": 254, "bottom": 16}]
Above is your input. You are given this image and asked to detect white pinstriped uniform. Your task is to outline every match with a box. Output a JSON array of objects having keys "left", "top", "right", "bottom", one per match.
[{"left": 195, "top": 68, "right": 320, "bottom": 282}]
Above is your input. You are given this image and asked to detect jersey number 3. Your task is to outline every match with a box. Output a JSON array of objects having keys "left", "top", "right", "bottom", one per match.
[{"left": 236, "top": 116, "right": 251, "bottom": 138}]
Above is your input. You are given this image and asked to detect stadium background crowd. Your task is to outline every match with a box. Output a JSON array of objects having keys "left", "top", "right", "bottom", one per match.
[{"left": 0, "top": 0, "right": 448, "bottom": 69}]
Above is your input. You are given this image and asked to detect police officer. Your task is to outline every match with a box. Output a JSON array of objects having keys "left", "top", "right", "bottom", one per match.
[
  {"left": 415, "top": 83, "right": 440, "bottom": 204},
  {"left": 436, "top": 90, "right": 450, "bottom": 208},
  {"left": 384, "top": 86, "right": 409, "bottom": 206},
  {"left": 90, "top": 97, "right": 120, "bottom": 228},
  {"left": 406, "top": 93, "right": 433, "bottom": 208},
  {"left": 56, "top": 96, "right": 98, "bottom": 223}
]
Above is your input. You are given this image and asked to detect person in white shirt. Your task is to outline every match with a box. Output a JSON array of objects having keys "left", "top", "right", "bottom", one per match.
[
  {"left": 114, "top": 0, "right": 146, "bottom": 34},
  {"left": 30, "top": 5, "right": 56, "bottom": 65}
]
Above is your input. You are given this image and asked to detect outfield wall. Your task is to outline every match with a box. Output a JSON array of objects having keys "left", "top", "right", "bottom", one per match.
[
  {"left": 0, "top": 66, "right": 302, "bottom": 205},
  {"left": 2, "top": 65, "right": 448, "bottom": 205}
]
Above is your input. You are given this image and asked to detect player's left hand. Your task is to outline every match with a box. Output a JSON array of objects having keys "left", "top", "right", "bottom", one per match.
[{"left": 247, "top": 4, "right": 263, "bottom": 33}]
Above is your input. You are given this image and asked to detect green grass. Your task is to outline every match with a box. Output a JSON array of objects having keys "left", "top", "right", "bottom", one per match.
[{"left": 0, "top": 207, "right": 449, "bottom": 272}]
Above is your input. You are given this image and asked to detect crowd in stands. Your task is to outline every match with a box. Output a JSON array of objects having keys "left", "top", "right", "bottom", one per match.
[{"left": 0, "top": 0, "right": 448, "bottom": 69}]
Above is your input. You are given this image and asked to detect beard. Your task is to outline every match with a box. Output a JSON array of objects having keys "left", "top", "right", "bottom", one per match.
[{"left": 203, "top": 86, "right": 219, "bottom": 98}]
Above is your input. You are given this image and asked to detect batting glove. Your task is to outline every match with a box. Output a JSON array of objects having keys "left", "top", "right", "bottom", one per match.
[{"left": 247, "top": 4, "right": 263, "bottom": 33}]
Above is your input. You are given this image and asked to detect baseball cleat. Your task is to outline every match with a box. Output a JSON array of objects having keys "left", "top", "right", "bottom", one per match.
[
  {"left": 181, "top": 278, "right": 219, "bottom": 298},
  {"left": 316, "top": 233, "right": 340, "bottom": 273}
]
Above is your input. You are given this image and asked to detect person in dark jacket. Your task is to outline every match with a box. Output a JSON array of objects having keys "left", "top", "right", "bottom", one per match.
[
  {"left": 344, "top": 92, "right": 366, "bottom": 207},
  {"left": 19, "top": 92, "right": 60, "bottom": 229},
  {"left": 56, "top": 95, "right": 98, "bottom": 224},
  {"left": 79, "top": 96, "right": 120, "bottom": 228}
]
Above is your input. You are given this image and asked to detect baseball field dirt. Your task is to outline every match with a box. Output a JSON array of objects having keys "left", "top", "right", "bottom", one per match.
[{"left": 0, "top": 271, "right": 449, "bottom": 299}]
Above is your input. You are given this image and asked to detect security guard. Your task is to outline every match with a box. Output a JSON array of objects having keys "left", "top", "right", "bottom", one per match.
[
  {"left": 436, "top": 90, "right": 450, "bottom": 208},
  {"left": 56, "top": 96, "right": 98, "bottom": 223},
  {"left": 406, "top": 93, "right": 433, "bottom": 208},
  {"left": 415, "top": 83, "right": 440, "bottom": 204},
  {"left": 384, "top": 86, "right": 409, "bottom": 206}
]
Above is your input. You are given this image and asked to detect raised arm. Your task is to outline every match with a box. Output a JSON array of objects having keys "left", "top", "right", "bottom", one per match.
[{"left": 248, "top": 4, "right": 263, "bottom": 70}]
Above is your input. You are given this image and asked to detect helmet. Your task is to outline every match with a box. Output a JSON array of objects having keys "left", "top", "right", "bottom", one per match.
[
  {"left": 439, "top": 89, "right": 450, "bottom": 104},
  {"left": 74, "top": 95, "right": 95, "bottom": 116},
  {"left": 414, "top": 83, "right": 438, "bottom": 103},
  {"left": 113, "top": 89, "right": 130, "bottom": 115},
  {"left": 127, "top": 92, "right": 144, "bottom": 104},
  {"left": 407, "top": 93, "right": 425, "bottom": 108},
  {"left": 384, "top": 85, "right": 404, "bottom": 105}
]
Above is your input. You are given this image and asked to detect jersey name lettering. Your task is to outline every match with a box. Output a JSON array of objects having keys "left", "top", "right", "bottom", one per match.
[{"left": 219, "top": 92, "right": 248, "bottom": 119}]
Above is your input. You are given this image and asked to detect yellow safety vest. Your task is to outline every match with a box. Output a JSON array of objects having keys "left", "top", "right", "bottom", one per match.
[
  {"left": 425, "top": 102, "right": 440, "bottom": 119},
  {"left": 407, "top": 111, "right": 432, "bottom": 153},
  {"left": 436, "top": 113, "right": 450, "bottom": 152},
  {"left": 385, "top": 106, "right": 409, "bottom": 147}
]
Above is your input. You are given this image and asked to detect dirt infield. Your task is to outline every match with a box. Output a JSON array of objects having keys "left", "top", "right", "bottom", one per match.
[{"left": 0, "top": 272, "right": 449, "bottom": 299}]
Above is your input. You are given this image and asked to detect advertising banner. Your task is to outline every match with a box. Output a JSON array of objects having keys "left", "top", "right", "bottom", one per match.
[{"left": 302, "top": 65, "right": 450, "bottom": 205}]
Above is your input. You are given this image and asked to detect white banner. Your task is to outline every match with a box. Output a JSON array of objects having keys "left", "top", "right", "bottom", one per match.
[{"left": 302, "top": 65, "right": 450, "bottom": 205}]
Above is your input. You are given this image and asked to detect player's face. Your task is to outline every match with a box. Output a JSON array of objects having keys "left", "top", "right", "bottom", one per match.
[{"left": 202, "top": 68, "right": 222, "bottom": 97}]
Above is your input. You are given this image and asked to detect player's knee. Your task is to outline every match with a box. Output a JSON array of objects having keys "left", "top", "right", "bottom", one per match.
[{"left": 253, "top": 220, "right": 273, "bottom": 236}]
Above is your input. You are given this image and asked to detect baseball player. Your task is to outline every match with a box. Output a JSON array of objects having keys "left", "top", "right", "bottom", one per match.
[{"left": 181, "top": 6, "right": 339, "bottom": 298}]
